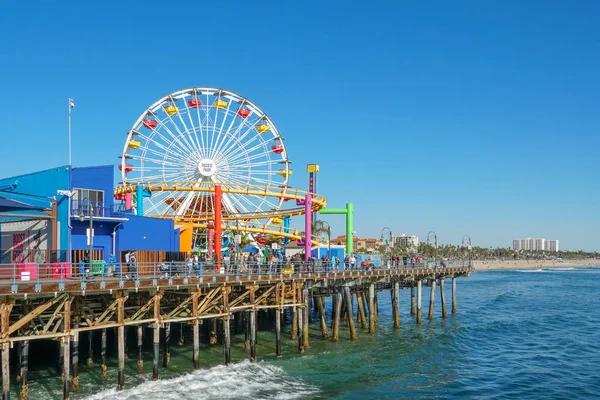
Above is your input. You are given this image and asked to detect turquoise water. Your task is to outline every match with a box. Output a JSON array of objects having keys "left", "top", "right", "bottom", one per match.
[{"left": 20, "top": 266, "right": 600, "bottom": 399}]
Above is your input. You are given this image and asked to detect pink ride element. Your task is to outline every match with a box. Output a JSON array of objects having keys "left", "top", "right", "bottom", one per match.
[
  {"left": 125, "top": 193, "right": 133, "bottom": 210},
  {"left": 296, "top": 195, "right": 313, "bottom": 261}
]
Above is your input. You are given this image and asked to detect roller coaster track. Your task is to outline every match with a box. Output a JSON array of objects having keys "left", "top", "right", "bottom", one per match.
[{"left": 114, "top": 182, "right": 329, "bottom": 244}]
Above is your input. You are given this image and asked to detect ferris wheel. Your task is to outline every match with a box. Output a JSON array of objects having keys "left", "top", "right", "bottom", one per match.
[{"left": 119, "top": 87, "right": 291, "bottom": 221}]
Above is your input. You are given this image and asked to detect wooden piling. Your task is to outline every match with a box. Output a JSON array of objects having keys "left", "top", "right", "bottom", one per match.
[
  {"left": 452, "top": 277, "right": 457, "bottom": 314},
  {"left": 59, "top": 340, "right": 64, "bottom": 384},
  {"left": 428, "top": 279, "right": 436, "bottom": 320},
  {"left": 373, "top": 289, "right": 379, "bottom": 322},
  {"left": 100, "top": 328, "right": 108, "bottom": 382},
  {"left": 343, "top": 287, "right": 357, "bottom": 340},
  {"left": 332, "top": 291, "right": 342, "bottom": 342},
  {"left": 331, "top": 293, "right": 337, "bottom": 330},
  {"left": 297, "top": 301, "right": 304, "bottom": 353},
  {"left": 368, "top": 284, "right": 375, "bottom": 334},
  {"left": 63, "top": 337, "right": 70, "bottom": 400},
  {"left": 19, "top": 341, "right": 28, "bottom": 400},
  {"left": 153, "top": 325, "right": 159, "bottom": 380},
  {"left": 317, "top": 297, "right": 329, "bottom": 339},
  {"left": 117, "top": 296, "right": 125, "bottom": 391},
  {"left": 290, "top": 307, "right": 298, "bottom": 340},
  {"left": 209, "top": 318, "right": 217, "bottom": 345},
  {"left": 275, "top": 309, "right": 282, "bottom": 357},
  {"left": 356, "top": 291, "right": 368, "bottom": 329},
  {"left": 71, "top": 332, "right": 79, "bottom": 392},
  {"left": 416, "top": 280, "right": 422, "bottom": 324},
  {"left": 2, "top": 343, "right": 10, "bottom": 400},
  {"left": 250, "top": 310, "right": 256, "bottom": 362},
  {"left": 302, "top": 287, "right": 309, "bottom": 349},
  {"left": 410, "top": 283, "right": 416, "bottom": 316},
  {"left": 136, "top": 326, "right": 143, "bottom": 374},
  {"left": 117, "top": 326, "right": 125, "bottom": 390},
  {"left": 193, "top": 320, "right": 200, "bottom": 369},
  {"left": 163, "top": 323, "right": 171, "bottom": 368},
  {"left": 440, "top": 279, "right": 447, "bottom": 318},
  {"left": 243, "top": 312, "right": 249, "bottom": 350},
  {"left": 392, "top": 281, "right": 400, "bottom": 329},
  {"left": 178, "top": 323, "right": 184, "bottom": 347},
  {"left": 86, "top": 331, "right": 93, "bottom": 368},
  {"left": 223, "top": 318, "right": 231, "bottom": 365}
]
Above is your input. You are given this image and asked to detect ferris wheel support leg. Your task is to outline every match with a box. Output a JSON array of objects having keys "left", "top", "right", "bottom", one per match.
[
  {"left": 136, "top": 185, "right": 144, "bottom": 216},
  {"left": 214, "top": 185, "right": 222, "bottom": 272},
  {"left": 304, "top": 195, "right": 312, "bottom": 262},
  {"left": 283, "top": 216, "right": 291, "bottom": 246}
]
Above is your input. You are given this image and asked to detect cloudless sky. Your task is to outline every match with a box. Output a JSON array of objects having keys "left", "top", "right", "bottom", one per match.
[{"left": 1, "top": 1, "right": 598, "bottom": 250}]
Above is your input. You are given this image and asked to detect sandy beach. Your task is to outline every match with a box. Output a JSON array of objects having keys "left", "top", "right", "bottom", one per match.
[{"left": 474, "top": 259, "right": 600, "bottom": 271}]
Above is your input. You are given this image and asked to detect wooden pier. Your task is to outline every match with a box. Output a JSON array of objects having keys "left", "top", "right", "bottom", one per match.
[{"left": 0, "top": 265, "right": 473, "bottom": 400}]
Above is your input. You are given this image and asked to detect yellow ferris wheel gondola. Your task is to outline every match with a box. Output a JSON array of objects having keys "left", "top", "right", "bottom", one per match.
[
  {"left": 257, "top": 124, "right": 271, "bottom": 134},
  {"left": 214, "top": 99, "right": 228, "bottom": 109}
]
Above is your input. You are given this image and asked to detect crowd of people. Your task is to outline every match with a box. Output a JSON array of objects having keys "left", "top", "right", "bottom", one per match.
[{"left": 77, "top": 249, "right": 440, "bottom": 282}]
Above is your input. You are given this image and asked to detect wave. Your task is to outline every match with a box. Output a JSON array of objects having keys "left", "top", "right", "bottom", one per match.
[
  {"left": 84, "top": 360, "right": 319, "bottom": 400},
  {"left": 515, "top": 269, "right": 546, "bottom": 273},
  {"left": 549, "top": 267, "right": 575, "bottom": 271}
]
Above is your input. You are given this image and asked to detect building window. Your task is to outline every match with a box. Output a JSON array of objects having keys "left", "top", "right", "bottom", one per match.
[{"left": 73, "top": 188, "right": 105, "bottom": 217}]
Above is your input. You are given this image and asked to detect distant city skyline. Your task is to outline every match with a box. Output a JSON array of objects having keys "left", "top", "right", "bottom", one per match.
[
  {"left": 0, "top": 2, "right": 598, "bottom": 251},
  {"left": 513, "top": 238, "right": 560, "bottom": 252}
]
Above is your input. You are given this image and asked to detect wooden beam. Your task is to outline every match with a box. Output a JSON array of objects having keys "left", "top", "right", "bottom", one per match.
[{"left": 5, "top": 294, "right": 66, "bottom": 338}]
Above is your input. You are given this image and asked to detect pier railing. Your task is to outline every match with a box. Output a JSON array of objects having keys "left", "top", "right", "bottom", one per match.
[{"left": 0, "top": 260, "right": 473, "bottom": 294}]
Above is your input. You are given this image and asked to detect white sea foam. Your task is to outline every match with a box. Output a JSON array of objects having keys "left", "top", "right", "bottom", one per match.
[
  {"left": 84, "top": 360, "right": 319, "bottom": 400},
  {"left": 549, "top": 267, "right": 575, "bottom": 271},
  {"left": 515, "top": 269, "right": 546, "bottom": 273}
]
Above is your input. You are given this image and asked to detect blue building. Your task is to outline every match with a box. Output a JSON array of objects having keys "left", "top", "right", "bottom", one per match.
[{"left": 0, "top": 165, "right": 180, "bottom": 264}]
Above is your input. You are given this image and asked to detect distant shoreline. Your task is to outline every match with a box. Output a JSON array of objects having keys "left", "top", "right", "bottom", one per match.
[{"left": 474, "top": 259, "right": 599, "bottom": 271}]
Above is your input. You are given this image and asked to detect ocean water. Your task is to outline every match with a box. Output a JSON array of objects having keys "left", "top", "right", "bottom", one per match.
[{"left": 19, "top": 266, "right": 600, "bottom": 399}]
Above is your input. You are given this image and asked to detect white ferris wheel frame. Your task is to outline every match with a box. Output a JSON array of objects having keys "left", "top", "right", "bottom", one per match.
[{"left": 119, "top": 87, "right": 291, "bottom": 222}]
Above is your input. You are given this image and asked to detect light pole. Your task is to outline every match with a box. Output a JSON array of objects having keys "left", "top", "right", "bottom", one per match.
[
  {"left": 381, "top": 227, "right": 392, "bottom": 265},
  {"left": 462, "top": 234, "right": 472, "bottom": 268},
  {"left": 427, "top": 231, "right": 438, "bottom": 262},
  {"left": 79, "top": 198, "right": 94, "bottom": 265},
  {"left": 321, "top": 220, "right": 331, "bottom": 260}
]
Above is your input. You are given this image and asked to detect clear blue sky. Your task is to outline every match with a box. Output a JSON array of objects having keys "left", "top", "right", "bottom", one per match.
[{"left": 1, "top": 1, "right": 598, "bottom": 251}]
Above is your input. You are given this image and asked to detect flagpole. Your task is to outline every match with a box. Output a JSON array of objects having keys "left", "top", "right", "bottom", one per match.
[{"left": 68, "top": 99, "right": 72, "bottom": 166}]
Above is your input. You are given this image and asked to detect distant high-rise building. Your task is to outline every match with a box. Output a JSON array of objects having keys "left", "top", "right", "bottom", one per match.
[
  {"left": 392, "top": 234, "right": 419, "bottom": 249},
  {"left": 513, "top": 238, "right": 559, "bottom": 252},
  {"left": 544, "top": 240, "right": 559, "bottom": 252}
]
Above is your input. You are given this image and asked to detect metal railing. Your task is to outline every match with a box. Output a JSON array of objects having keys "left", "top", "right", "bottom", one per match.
[
  {"left": 71, "top": 200, "right": 132, "bottom": 219},
  {"left": 0, "top": 259, "right": 473, "bottom": 294}
]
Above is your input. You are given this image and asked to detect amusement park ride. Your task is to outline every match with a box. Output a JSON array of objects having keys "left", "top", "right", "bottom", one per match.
[{"left": 113, "top": 87, "right": 354, "bottom": 267}]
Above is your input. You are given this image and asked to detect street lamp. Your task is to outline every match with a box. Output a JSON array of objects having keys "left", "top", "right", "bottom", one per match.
[
  {"left": 427, "top": 231, "right": 438, "bottom": 261},
  {"left": 321, "top": 220, "right": 331, "bottom": 260},
  {"left": 462, "top": 234, "right": 472, "bottom": 267},
  {"left": 380, "top": 227, "right": 392, "bottom": 265},
  {"left": 79, "top": 198, "right": 94, "bottom": 266}
]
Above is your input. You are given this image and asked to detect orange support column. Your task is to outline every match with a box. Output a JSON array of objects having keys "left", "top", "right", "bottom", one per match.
[{"left": 214, "top": 185, "right": 222, "bottom": 272}]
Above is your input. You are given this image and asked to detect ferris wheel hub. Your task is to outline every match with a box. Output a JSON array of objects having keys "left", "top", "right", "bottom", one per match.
[{"left": 198, "top": 159, "right": 218, "bottom": 177}]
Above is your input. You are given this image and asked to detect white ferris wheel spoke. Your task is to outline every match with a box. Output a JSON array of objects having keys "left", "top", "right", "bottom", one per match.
[{"left": 121, "top": 87, "right": 289, "bottom": 220}]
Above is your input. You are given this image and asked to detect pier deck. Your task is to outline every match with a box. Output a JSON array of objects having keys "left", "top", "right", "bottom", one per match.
[{"left": 0, "top": 264, "right": 473, "bottom": 399}]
